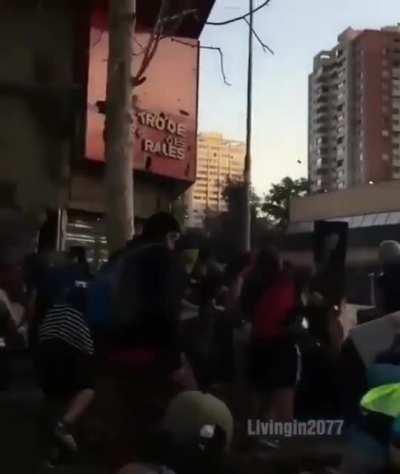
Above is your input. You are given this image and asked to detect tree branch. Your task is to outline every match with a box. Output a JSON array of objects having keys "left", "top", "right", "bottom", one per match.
[
  {"left": 201, "top": 46, "right": 231, "bottom": 86},
  {"left": 243, "top": 18, "right": 274, "bottom": 55},
  {"left": 170, "top": 38, "right": 231, "bottom": 86},
  {"left": 206, "top": 0, "right": 272, "bottom": 26},
  {"left": 132, "top": 2, "right": 198, "bottom": 86}
]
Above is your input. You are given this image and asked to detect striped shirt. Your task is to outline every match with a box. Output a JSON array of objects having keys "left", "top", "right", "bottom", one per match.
[{"left": 39, "top": 304, "right": 94, "bottom": 356}]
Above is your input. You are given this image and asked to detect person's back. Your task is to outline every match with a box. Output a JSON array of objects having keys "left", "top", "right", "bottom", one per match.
[
  {"left": 112, "top": 242, "right": 185, "bottom": 352},
  {"left": 339, "top": 311, "right": 400, "bottom": 423}
]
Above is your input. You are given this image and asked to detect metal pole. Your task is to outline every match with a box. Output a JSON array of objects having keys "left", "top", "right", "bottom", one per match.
[{"left": 243, "top": 0, "right": 254, "bottom": 252}]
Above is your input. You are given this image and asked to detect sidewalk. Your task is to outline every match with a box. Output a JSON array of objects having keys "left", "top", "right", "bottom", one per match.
[{"left": 0, "top": 354, "right": 344, "bottom": 474}]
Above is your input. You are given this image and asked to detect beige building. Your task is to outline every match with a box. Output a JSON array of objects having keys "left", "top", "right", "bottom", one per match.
[
  {"left": 187, "top": 133, "right": 245, "bottom": 228},
  {"left": 309, "top": 25, "right": 400, "bottom": 194}
]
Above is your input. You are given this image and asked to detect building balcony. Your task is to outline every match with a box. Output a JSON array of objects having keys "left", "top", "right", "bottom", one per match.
[
  {"left": 315, "top": 112, "right": 328, "bottom": 124},
  {"left": 315, "top": 92, "right": 329, "bottom": 104},
  {"left": 393, "top": 158, "right": 400, "bottom": 168},
  {"left": 316, "top": 104, "right": 328, "bottom": 114},
  {"left": 315, "top": 124, "right": 329, "bottom": 133}
]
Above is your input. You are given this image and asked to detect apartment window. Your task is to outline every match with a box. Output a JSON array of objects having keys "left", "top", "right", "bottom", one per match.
[
  {"left": 382, "top": 130, "right": 390, "bottom": 137},
  {"left": 394, "top": 143, "right": 400, "bottom": 149},
  {"left": 394, "top": 108, "right": 400, "bottom": 114},
  {"left": 194, "top": 195, "right": 203, "bottom": 200}
]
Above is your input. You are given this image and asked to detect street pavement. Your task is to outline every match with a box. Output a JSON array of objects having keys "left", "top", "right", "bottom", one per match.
[
  {"left": 0, "top": 354, "right": 106, "bottom": 474},
  {"left": 0, "top": 354, "right": 344, "bottom": 474}
]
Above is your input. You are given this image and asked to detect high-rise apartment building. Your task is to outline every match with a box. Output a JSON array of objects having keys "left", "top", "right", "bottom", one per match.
[
  {"left": 187, "top": 133, "right": 245, "bottom": 228},
  {"left": 309, "top": 25, "right": 400, "bottom": 194}
]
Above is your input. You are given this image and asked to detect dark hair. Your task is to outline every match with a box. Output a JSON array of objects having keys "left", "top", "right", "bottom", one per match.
[
  {"left": 142, "top": 212, "right": 180, "bottom": 242},
  {"left": 241, "top": 247, "right": 281, "bottom": 318},
  {"left": 69, "top": 246, "right": 87, "bottom": 264}
]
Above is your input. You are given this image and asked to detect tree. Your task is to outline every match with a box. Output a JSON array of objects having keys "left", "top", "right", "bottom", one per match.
[
  {"left": 262, "top": 177, "right": 309, "bottom": 231},
  {"left": 104, "top": 1, "right": 198, "bottom": 252},
  {"left": 104, "top": 0, "right": 136, "bottom": 253}
]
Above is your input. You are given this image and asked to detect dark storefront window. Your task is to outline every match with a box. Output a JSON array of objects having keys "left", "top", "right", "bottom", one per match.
[{"left": 65, "top": 210, "right": 108, "bottom": 270}]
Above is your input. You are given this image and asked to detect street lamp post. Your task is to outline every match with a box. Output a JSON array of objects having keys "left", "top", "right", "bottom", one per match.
[{"left": 243, "top": 0, "right": 254, "bottom": 252}]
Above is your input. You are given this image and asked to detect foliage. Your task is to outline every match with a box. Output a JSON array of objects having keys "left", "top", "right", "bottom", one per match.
[{"left": 262, "top": 177, "right": 309, "bottom": 230}]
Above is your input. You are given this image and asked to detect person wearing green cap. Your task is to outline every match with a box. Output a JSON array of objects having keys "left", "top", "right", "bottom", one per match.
[
  {"left": 341, "top": 364, "right": 400, "bottom": 473},
  {"left": 117, "top": 391, "right": 234, "bottom": 474}
]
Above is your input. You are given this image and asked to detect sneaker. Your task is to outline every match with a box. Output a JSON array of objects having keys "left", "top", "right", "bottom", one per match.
[{"left": 54, "top": 421, "right": 78, "bottom": 452}]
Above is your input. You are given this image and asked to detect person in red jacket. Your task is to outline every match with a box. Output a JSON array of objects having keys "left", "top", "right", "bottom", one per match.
[{"left": 242, "top": 247, "right": 300, "bottom": 428}]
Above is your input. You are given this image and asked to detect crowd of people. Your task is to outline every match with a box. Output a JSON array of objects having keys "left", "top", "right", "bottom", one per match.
[{"left": 1, "top": 213, "right": 400, "bottom": 473}]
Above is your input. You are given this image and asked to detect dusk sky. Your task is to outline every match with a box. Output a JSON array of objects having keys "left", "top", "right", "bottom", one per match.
[{"left": 199, "top": 0, "right": 400, "bottom": 194}]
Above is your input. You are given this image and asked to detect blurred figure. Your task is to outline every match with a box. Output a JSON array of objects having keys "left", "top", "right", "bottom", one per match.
[
  {"left": 37, "top": 282, "right": 95, "bottom": 465},
  {"left": 0, "top": 286, "right": 20, "bottom": 390},
  {"left": 338, "top": 241, "right": 400, "bottom": 424},
  {"left": 376, "top": 240, "right": 400, "bottom": 316},
  {"left": 241, "top": 248, "right": 299, "bottom": 431},
  {"left": 68, "top": 246, "right": 92, "bottom": 279},
  {"left": 296, "top": 294, "right": 342, "bottom": 418},
  {"left": 117, "top": 391, "right": 234, "bottom": 474},
  {"left": 341, "top": 363, "right": 400, "bottom": 474},
  {"left": 103, "top": 212, "right": 191, "bottom": 468}
]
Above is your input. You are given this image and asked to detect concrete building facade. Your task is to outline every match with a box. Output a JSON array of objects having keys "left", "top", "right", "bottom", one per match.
[
  {"left": 0, "top": 0, "right": 215, "bottom": 262},
  {"left": 187, "top": 133, "right": 245, "bottom": 228},
  {"left": 309, "top": 25, "right": 400, "bottom": 193}
]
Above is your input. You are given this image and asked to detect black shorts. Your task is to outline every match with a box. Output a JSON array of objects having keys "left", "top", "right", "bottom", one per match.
[
  {"left": 37, "top": 340, "right": 95, "bottom": 399},
  {"left": 248, "top": 338, "right": 300, "bottom": 391}
]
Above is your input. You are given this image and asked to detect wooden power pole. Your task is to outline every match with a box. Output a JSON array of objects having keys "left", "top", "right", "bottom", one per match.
[{"left": 105, "top": 0, "right": 136, "bottom": 253}]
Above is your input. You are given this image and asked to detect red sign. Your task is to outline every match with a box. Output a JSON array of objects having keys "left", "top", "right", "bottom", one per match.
[{"left": 86, "top": 11, "right": 199, "bottom": 183}]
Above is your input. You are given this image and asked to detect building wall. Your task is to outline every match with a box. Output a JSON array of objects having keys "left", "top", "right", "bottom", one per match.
[
  {"left": 69, "top": 171, "right": 174, "bottom": 218},
  {"left": 309, "top": 26, "right": 400, "bottom": 193},
  {"left": 290, "top": 180, "right": 400, "bottom": 223},
  {"left": 0, "top": 2, "right": 76, "bottom": 217},
  {"left": 187, "top": 133, "right": 245, "bottom": 228}
]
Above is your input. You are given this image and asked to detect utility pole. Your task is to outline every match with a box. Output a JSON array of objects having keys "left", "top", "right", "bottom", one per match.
[
  {"left": 243, "top": 0, "right": 254, "bottom": 252},
  {"left": 105, "top": 0, "right": 135, "bottom": 253}
]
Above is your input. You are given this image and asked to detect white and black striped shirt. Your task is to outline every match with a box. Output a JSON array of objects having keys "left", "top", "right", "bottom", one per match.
[{"left": 39, "top": 304, "right": 94, "bottom": 356}]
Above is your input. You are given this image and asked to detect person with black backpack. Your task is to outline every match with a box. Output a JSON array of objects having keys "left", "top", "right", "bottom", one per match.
[{"left": 104, "top": 213, "right": 192, "bottom": 468}]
